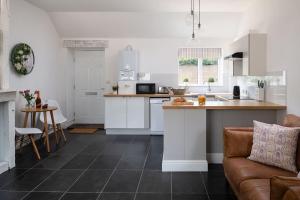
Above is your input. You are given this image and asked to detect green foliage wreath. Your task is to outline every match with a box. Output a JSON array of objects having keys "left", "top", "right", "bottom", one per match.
[{"left": 11, "top": 43, "right": 35, "bottom": 75}]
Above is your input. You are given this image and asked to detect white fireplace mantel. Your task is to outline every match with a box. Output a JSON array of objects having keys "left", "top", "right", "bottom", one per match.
[{"left": 0, "top": 90, "right": 16, "bottom": 174}]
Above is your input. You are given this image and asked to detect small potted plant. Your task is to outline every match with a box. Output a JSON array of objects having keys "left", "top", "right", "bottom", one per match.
[
  {"left": 208, "top": 77, "right": 215, "bottom": 92},
  {"left": 19, "top": 90, "right": 36, "bottom": 107},
  {"left": 112, "top": 85, "right": 118, "bottom": 95}
]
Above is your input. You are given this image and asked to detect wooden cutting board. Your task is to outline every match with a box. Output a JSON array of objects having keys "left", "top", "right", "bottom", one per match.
[{"left": 172, "top": 101, "right": 194, "bottom": 106}]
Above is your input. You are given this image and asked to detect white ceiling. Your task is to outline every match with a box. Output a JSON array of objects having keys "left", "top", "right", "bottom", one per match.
[
  {"left": 25, "top": 0, "right": 254, "bottom": 12},
  {"left": 49, "top": 12, "right": 242, "bottom": 38}
]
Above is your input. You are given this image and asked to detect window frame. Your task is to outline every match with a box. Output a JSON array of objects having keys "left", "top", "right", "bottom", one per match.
[{"left": 178, "top": 55, "right": 224, "bottom": 87}]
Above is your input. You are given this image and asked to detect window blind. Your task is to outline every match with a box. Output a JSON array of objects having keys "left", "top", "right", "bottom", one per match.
[{"left": 178, "top": 48, "right": 222, "bottom": 59}]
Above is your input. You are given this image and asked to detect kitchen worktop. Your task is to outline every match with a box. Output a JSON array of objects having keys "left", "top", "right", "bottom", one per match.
[
  {"left": 162, "top": 100, "right": 287, "bottom": 110},
  {"left": 104, "top": 92, "right": 231, "bottom": 98}
]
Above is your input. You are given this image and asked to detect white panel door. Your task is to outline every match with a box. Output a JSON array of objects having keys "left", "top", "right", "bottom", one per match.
[{"left": 75, "top": 50, "right": 105, "bottom": 124}]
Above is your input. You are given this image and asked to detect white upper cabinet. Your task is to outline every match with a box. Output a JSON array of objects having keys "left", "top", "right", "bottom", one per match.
[{"left": 229, "top": 33, "right": 267, "bottom": 76}]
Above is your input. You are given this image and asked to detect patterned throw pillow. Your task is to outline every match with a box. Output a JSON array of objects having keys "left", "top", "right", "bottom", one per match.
[{"left": 248, "top": 121, "right": 299, "bottom": 173}]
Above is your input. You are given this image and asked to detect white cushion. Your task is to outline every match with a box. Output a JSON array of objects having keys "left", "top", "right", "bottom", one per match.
[
  {"left": 15, "top": 128, "right": 42, "bottom": 135},
  {"left": 248, "top": 121, "right": 299, "bottom": 173}
]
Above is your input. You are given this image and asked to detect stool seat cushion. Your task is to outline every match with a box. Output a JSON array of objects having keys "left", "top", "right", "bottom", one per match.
[{"left": 15, "top": 128, "right": 42, "bottom": 135}]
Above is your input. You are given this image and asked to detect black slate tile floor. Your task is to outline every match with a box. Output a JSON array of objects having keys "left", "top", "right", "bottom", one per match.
[{"left": 0, "top": 129, "right": 236, "bottom": 200}]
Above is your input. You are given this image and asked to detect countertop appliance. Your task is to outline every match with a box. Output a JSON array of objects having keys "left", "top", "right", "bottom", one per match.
[
  {"left": 118, "top": 81, "right": 137, "bottom": 95},
  {"left": 233, "top": 86, "right": 240, "bottom": 99},
  {"left": 150, "top": 97, "right": 170, "bottom": 134},
  {"left": 158, "top": 86, "right": 170, "bottom": 94},
  {"left": 136, "top": 83, "right": 156, "bottom": 94}
]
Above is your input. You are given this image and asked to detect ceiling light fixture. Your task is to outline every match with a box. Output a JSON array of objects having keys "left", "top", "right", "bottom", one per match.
[
  {"left": 198, "top": 0, "right": 201, "bottom": 29},
  {"left": 192, "top": 0, "right": 195, "bottom": 39}
]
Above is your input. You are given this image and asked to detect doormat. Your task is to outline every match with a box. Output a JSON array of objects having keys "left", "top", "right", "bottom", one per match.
[{"left": 69, "top": 128, "right": 98, "bottom": 134}]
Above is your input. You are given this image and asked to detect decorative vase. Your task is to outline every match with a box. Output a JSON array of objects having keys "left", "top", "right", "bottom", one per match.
[{"left": 25, "top": 99, "right": 35, "bottom": 108}]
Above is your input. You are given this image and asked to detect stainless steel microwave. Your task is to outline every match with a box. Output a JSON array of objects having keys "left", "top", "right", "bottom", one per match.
[{"left": 136, "top": 83, "right": 156, "bottom": 94}]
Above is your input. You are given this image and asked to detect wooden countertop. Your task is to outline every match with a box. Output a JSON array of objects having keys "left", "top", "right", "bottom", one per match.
[
  {"left": 103, "top": 93, "right": 202, "bottom": 97},
  {"left": 163, "top": 100, "right": 287, "bottom": 110}
]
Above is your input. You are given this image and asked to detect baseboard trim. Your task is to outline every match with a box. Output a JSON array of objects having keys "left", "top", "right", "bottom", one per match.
[
  {"left": 162, "top": 159, "right": 208, "bottom": 172},
  {"left": 207, "top": 153, "right": 224, "bottom": 164}
]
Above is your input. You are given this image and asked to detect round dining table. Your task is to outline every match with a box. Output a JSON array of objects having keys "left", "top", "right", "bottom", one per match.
[{"left": 21, "top": 106, "right": 58, "bottom": 153}]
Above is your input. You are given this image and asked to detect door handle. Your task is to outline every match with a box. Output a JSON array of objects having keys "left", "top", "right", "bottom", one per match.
[{"left": 85, "top": 92, "right": 98, "bottom": 95}]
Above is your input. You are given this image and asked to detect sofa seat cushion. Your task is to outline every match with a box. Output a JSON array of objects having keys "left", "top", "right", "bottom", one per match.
[
  {"left": 224, "top": 157, "right": 296, "bottom": 192},
  {"left": 239, "top": 179, "right": 270, "bottom": 200}
]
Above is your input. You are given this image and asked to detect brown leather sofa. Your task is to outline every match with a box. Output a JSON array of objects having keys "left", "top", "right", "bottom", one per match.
[{"left": 223, "top": 115, "right": 300, "bottom": 200}]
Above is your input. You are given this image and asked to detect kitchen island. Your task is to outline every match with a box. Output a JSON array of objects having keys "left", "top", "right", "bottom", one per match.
[{"left": 162, "top": 101, "right": 286, "bottom": 172}]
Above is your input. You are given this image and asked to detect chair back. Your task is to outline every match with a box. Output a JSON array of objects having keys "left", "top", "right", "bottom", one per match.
[{"left": 39, "top": 99, "right": 67, "bottom": 124}]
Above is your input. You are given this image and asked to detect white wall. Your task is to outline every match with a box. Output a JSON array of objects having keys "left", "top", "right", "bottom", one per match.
[
  {"left": 9, "top": 0, "right": 72, "bottom": 126},
  {"left": 238, "top": 0, "right": 300, "bottom": 115},
  {"left": 64, "top": 37, "right": 232, "bottom": 93}
]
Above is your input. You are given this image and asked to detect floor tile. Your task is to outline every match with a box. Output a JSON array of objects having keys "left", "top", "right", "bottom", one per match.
[
  {"left": 209, "top": 194, "right": 237, "bottom": 200},
  {"left": 69, "top": 170, "right": 112, "bottom": 192},
  {"left": 15, "top": 155, "right": 40, "bottom": 169},
  {"left": 125, "top": 144, "right": 148, "bottom": 156},
  {"left": 60, "top": 192, "right": 99, "bottom": 200},
  {"left": 117, "top": 155, "right": 146, "bottom": 170},
  {"left": 62, "top": 155, "right": 96, "bottom": 169},
  {"left": 102, "top": 144, "right": 129, "bottom": 155},
  {"left": 202, "top": 171, "right": 234, "bottom": 195},
  {"left": 148, "top": 144, "right": 163, "bottom": 155},
  {"left": 0, "top": 169, "right": 27, "bottom": 188},
  {"left": 104, "top": 170, "right": 142, "bottom": 192},
  {"left": 22, "top": 192, "right": 63, "bottom": 200},
  {"left": 0, "top": 191, "right": 27, "bottom": 200},
  {"left": 89, "top": 155, "right": 121, "bottom": 170},
  {"left": 99, "top": 193, "right": 134, "bottom": 200},
  {"left": 172, "top": 172, "right": 207, "bottom": 194},
  {"left": 33, "top": 154, "right": 75, "bottom": 169},
  {"left": 173, "top": 194, "right": 209, "bottom": 200},
  {"left": 138, "top": 171, "right": 171, "bottom": 193},
  {"left": 135, "top": 193, "right": 171, "bottom": 200},
  {"left": 3, "top": 169, "right": 54, "bottom": 191},
  {"left": 78, "top": 142, "right": 107, "bottom": 155},
  {"left": 208, "top": 164, "right": 224, "bottom": 171},
  {"left": 35, "top": 170, "right": 82, "bottom": 191},
  {"left": 113, "top": 135, "right": 135, "bottom": 144},
  {"left": 144, "top": 154, "right": 162, "bottom": 170}
]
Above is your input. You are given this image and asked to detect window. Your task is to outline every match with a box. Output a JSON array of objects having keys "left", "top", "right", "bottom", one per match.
[{"left": 178, "top": 48, "right": 223, "bottom": 86}]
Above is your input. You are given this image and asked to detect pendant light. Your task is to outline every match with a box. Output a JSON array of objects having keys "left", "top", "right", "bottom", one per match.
[
  {"left": 198, "top": 0, "right": 201, "bottom": 29},
  {"left": 192, "top": 0, "right": 195, "bottom": 39}
]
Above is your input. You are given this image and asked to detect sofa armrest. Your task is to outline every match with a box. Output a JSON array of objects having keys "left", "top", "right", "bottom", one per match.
[
  {"left": 283, "top": 187, "right": 300, "bottom": 200},
  {"left": 223, "top": 128, "right": 253, "bottom": 158},
  {"left": 271, "top": 176, "right": 300, "bottom": 200}
]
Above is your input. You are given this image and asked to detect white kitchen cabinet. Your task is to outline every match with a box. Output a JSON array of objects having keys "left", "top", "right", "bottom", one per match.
[
  {"left": 105, "top": 97, "right": 149, "bottom": 129},
  {"left": 229, "top": 33, "right": 267, "bottom": 76},
  {"left": 127, "top": 97, "right": 149, "bottom": 128},
  {"left": 105, "top": 97, "right": 127, "bottom": 128}
]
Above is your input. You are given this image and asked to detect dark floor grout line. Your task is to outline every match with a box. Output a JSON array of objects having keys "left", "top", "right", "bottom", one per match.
[
  {"left": 57, "top": 141, "right": 115, "bottom": 200},
  {"left": 20, "top": 169, "right": 59, "bottom": 200},
  {"left": 133, "top": 137, "right": 151, "bottom": 200},
  {"left": 96, "top": 135, "right": 140, "bottom": 200},
  {"left": 171, "top": 172, "right": 173, "bottom": 200},
  {"left": 200, "top": 171, "right": 211, "bottom": 200}
]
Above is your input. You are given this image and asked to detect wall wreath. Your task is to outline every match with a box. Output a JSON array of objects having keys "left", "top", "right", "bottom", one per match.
[{"left": 11, "top": 43, "right": 35, "bottom": 75}]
